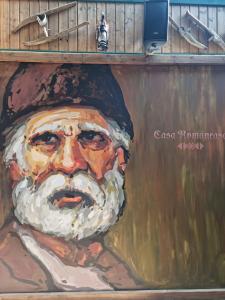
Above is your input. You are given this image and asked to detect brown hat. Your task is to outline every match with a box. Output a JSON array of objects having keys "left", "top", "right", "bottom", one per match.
[{"left": 1, "top": 63, "right": 133, "bottom": 146}]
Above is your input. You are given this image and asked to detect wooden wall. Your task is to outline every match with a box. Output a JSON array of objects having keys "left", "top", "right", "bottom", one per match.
[
  {"left": 109, "top": 64, "right": 225, "bottom": 288},
  {"left": 1, "top": 62, "right": 225, "bottom": 288},
  {"left": 0, "top": 0, "right": 225, "bottom": 54},
  {"left": 165, "top": 4, "right": 225, "bottom": 54}
]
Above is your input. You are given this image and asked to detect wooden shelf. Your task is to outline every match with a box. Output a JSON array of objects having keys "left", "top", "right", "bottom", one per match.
[
  {"left": 1, "top": 289, "right": 225, "bottom": 300},
  {"left": 0, "top": 51, "right": 225, "bottom": 65}
]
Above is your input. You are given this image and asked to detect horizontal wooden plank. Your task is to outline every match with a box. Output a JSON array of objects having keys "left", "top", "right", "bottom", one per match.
[
  {"left": 46, "top": 0, "right": 225, "bottom": 5},
  {"left": 171, "top": 0, "right": 225, "bottom": 6},
  {"left": 0, "top": 50, "right": 225, "bottom": 65},
  {"left": 1, "top": 289, "right": 225, "bottom": 300}
]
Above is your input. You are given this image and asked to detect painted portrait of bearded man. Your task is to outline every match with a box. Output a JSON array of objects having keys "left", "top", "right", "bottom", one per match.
[{"left": 0, "top": 63, "right": 144, "bottom": 292}]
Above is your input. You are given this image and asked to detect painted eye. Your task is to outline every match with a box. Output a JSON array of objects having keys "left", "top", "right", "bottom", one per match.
[
  {"left": 78, "top": 131, "right": 109, "bottom": 150},
  {"left": 30, "top": 132, "right": 59, "bottom": 147}
]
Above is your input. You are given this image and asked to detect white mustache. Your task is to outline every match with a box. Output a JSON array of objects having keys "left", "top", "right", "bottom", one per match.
[
  {"left": 14, "top": 172, "right": 106, "bottom": 208},
  {"left": 12, "top": 158, "right": 125, "bottom": 240}
]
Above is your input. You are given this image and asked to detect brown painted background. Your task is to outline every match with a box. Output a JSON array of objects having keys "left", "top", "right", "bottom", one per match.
[{"left": 1, "top": 62, "right": 225, "bottom": 288}]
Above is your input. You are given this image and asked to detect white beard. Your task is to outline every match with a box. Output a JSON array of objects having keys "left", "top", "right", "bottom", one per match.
[{"left": 12, "top": 160, "right": 125, "bottom": 241}]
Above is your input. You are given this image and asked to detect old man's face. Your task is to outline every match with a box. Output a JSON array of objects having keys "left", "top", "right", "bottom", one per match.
[{"left": 4, "top": 106, "right": 129, "bottom": 240}]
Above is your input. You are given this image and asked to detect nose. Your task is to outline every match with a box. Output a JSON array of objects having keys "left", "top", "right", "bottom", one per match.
[{"left": 52, "top": 137, "right": 88, "bottom": 175}]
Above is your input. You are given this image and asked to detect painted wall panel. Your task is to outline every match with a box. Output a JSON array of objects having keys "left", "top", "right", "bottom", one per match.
[{"left": 1, "top": 63, "right": 225, "bottom": 290}]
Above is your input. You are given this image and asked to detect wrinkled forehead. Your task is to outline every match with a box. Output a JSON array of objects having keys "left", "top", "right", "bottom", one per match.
[{"left": 25, "top": 106, "right": 110, "bottom": 136}]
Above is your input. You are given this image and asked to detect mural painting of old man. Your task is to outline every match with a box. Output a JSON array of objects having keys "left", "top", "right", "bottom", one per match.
[{"left": 0, "top": 63, "right": 144, "bottom": 292}]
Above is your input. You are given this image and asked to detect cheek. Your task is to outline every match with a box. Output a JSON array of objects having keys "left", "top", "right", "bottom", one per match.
[
  {"left": 25, "top": 148, "right": 52, "bottom": 177},
  {"left": 8, "top": 161, "right": 23, "bottom": 183},
  {"left": 81, "top": 145, "right": 116, "bottom": 180}
]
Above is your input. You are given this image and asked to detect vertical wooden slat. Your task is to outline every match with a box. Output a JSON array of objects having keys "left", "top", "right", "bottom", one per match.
[
  {"left": 106, "top": 3, "right": 116, "bottom": 52},
  {"left": 59, "top": 0, "right": 69, "bottom": 51},
  {"left": 189, "top": 5, "right": 199, "bottom": 54},
  {"left": 207, "top": 6, "right": 218, "bottom": 54},
  {"left": 39, "top": 0, "right": 49, "bottom": 51},
  {"left": 171, "top": 5, "right": 181, "bottom": 53},
  {"left": 48, "top": 0, "right": 59, "bottom": 51},
  {"left": 162, "top": 5, "right": 171, "bottom": 53},
  {"left": 87, "top": 2, "right": 96, "bottom": 52},
  {"left": 124, "top": 4, "right": 134, "bottom": 53},
  {"left": 199, "top": 6, "right": 208, "bottom": 54},
  {"left": 115, "top": 3, "right": 125, "bottom": 53},
  {"left": 169, "top": 5, "right": 173, "bottom": 53},
  {"left": 134, "top": 4, "right": 143, "bottom": 53},
  {"left": 29, "top": 0, "right": 40, "bottom": 51},
  {"left": 78, "top": 1, "right": 88, "bottom": 52},
  {"left": 0, "top": 0, "right": 10, "bottom": 49},
  {"left": 187, "top": 5, "right": 197, "bottom": 53},
  {"left": 68, "top": 1, "right": 78, "bottom": 52},
  {"left": 180, "top": 5, "right": 190, "bottom": 53},
  {"left": 216, "top": 7, "right": 219, "bottom": 53},
  {"left": 19, "top": 0, "right": 30, "bottom": 49},
  {"left": 9, "top": 0, "right": 20, "bottom": 49},
  {"left": 96, "top": 2, "right": 106, "bottom": 52},
  {"left": 217, "top": 6, "right": 225, "bottom": 54}
]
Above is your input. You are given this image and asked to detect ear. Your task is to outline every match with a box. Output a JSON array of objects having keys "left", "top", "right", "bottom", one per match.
[
  {"left": 116, "top": 147, "right": 127, "bottom": 173},
  {"left": 8, "top": 160, "right": 24, "bottom": 182}
]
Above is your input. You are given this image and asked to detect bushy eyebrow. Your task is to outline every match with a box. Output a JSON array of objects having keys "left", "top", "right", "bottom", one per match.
[
  {"left": 30, "top": 122, "right": 110, "bottom": 137},
  {"left": 78, "top": 122, "right": 110, "bottom": 136},
  {"left": 32, "top": 124, "right": 62, "bottom": 135}
]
